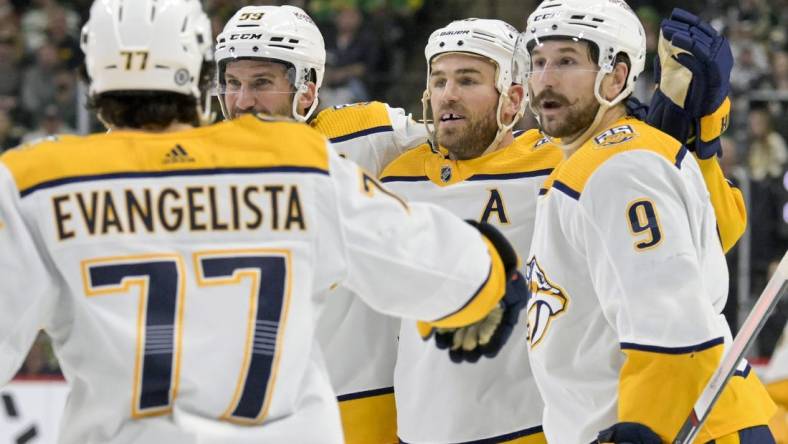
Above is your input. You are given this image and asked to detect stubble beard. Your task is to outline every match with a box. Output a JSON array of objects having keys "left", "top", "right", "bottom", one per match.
[
  {"left": 539, "top": 96, "right": 600, "bottom": 140},
  {"left": 437, "top": 104, "right": 499, "bottom": 160}
]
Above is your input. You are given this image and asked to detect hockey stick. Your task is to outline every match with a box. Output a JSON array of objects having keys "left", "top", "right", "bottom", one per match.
[{"left": 672, "top": 250, "right": 788, "bottom": 444}]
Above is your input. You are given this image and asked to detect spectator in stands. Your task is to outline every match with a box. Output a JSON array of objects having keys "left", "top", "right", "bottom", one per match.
[
  {"left": 17, "top": 332, "right": 60, "bottom": 377},
  {"left": 47, "top": 6, "right": 82, "bottom": 70},
  {"left": 729, "top": 21, "right": 770, "bottom": 94},
  {"left": 320, "top": 4, "right": 380, "bottom": 108},
  {"left": 633, "top": 6, "right": 660, "bottom": 104},
  {"left": 746, "top": 105, "right": 788, "bottom": 356},
  {"left": 21, "top": 41, "right": 63, "bottom": 118},
  {"left": 20, "top": 104, "right": 74, "bottom": 144},
  {"left": 0, "top": 109, "right": 21, "bottom": 152},
  {"left": 756, "top": 49, "right": 788, "bottom": 141},
  {"left": 0, "top": 31, "right": 21, "bottom": 98},
  {"left": 719, "top": 136, "right": 745, "bottom": 335},
  {"left": 20, "top": 0, "right": 79, "bottom": 53}
]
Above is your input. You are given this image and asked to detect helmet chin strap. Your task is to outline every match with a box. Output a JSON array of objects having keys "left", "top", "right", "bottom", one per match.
[
  {"left": 292, "top": 83, "right": 318, "bottom": 122},
  {"left": 481, "top": 90, "right": 521, "bottom": 156},
  {"left": 421, "top": 89, "right": 439, "bottom": 153},
  {"left": 422, "top": 86, "right": 523, "bottom": 158},
  {"left": 199, "top": 89, "right": 215, "bottom": 126},
  {"left": 534, "top": 71, "right": 627, "bottom": 154}
]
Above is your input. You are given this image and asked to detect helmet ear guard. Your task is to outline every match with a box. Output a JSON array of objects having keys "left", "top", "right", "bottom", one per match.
[{"left": 214, "top": 5, "right": 325, "bottom": 121}]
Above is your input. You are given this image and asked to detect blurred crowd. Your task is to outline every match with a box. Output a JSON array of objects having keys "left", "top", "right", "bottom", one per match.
[{"left": 4, "top": 0, "right": 787, "bottom": 377}]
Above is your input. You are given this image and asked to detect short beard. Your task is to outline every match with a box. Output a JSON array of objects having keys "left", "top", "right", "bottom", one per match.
[
  {"left": 536, "top": 93, "right": 599, "bottom": 140},
  {"left": 437, "top": 106, "right": 499, "bottom": 160}
]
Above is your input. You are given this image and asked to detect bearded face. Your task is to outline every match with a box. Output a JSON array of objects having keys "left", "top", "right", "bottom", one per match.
[
  {"left": 428, "top": 53, "right": 502, "bottom": 160},
  {"left": 527, "top": 40, "right": 602, "bottom": 142},
  {"left": 532, "top": 87, "right": 599, "bottom": 139}
]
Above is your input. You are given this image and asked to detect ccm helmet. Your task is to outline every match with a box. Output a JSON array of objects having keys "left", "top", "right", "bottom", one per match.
[{"left": 215, "top": 5, "right": 325, "bottom": 121}]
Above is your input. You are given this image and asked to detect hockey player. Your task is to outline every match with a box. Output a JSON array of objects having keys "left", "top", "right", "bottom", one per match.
[
  {"left": 213, "top": 6, "right": 426, "bottom": 442},
  {"left": 379, "top": 18, "right": 555, "bottom": 443},
  {"left": 214, "top": 6, "right": 751, "bottom": 443},
  {"left": 380, "top": 8, "right": 751, "bottom": 441},
  {"left": 518, "top": 0, "right": 776, "bottom": 442},
  {"left": 0, "top": 1, "right": 524, "bottom": 442}
]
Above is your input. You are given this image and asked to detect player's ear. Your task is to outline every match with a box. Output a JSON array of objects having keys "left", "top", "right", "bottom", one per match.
[
  {"left": 298, "top": 82, "right": 317, "bottom": 115},
  {"left": 503, "top": 84, "right": 525, "bottom": 125},
  {"left": 602, "top": 61, "right": 629, "bottom": 101}
]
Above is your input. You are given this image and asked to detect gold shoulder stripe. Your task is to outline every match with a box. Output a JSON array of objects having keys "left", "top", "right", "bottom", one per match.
[
  {"left": 2, "top": 116, "right": 329, "bottom": 196},
  {"left": 552, "top": 118, "right": 683, "bottom": 195},
  {"left": 311, "top": 101, "right": 392, "bottom": 141},
  {"left": 379, "top": 144, "right": 433, "bottom": 180}
]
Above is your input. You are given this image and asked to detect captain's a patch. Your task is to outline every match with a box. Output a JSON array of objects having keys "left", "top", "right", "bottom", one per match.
[{"left": 594, "top": 125, "right": 637, "bottom": 147}]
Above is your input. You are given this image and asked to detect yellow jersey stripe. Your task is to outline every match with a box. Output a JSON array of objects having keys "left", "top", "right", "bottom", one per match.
[
  {"left": 1, "top": 115, "right": 330, "bottom": 197},
  {"left": 619, "top": 339, "right": 775, "bottom": 442},
  {"left": 767, "top": 379, "right": 788, "bottom": 407},
  {"left": 695, "top": 156, "right": 746, "bottom": 253},
  {"left": 337, "top": 388, "right": 397, "bottom": 444},
  {"left": 429, "top": 236, "right": 506, "bottom": 328},
  {"left": 17, "top": 166, "right": 329, "bottom": 198},
  {"left": 546, "top": 118, "right": 685, "bottom": 195},
  {"left": 311, "top": 101, "right": 392, "bottom": 140}
]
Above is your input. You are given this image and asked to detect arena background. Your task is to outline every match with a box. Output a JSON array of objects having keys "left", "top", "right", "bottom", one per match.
[{"left": 0, "top": 0, "right": 786, "bottom": 441}]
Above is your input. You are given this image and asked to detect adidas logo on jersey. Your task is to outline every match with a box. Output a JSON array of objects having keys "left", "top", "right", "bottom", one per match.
[{"left": 163, "top": 144, "right": 195, "bottom": 164}]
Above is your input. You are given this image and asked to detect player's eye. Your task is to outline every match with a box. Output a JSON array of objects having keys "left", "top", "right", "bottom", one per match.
[
  {"left": 431, "top": 78, "right": 446, "bottom": 89},
  {"left": 459, "top": 77, "right": 477, "bottom": 86},
  {"left": 253, "top": 78, "right": 272, "bottom": 89},
  {"left": 560, "top": 58, "right": 576, "bottom": 67}
]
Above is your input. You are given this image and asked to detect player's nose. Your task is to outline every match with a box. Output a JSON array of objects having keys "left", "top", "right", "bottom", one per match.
[{"left": 236, "top": 87, "right": 257, "bottom": 109}]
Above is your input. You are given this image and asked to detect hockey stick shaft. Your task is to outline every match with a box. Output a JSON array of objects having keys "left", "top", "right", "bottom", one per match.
[{"left": 673, "top": 250, "right": 788, "bottom": 444}]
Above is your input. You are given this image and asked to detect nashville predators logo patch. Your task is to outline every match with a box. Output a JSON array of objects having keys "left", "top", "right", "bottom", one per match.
[
  {"left": 440, "top": 165, "right": 452, "bottom": 182},
  {"left": 525, "top": 256, "right": 569, "bottom": 348},
  {"left": 594, "top": 124, "right": 636, "bottom": 147}
]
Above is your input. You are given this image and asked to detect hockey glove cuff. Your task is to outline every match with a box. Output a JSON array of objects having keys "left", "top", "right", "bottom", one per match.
[{"left": 597, "top": 422, "right": 662, "bottom": 444}]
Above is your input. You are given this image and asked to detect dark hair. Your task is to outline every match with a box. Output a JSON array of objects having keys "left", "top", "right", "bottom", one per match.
[
  {"left": 89, "top": 91, "right": 199, "bottom": 130},
  {"left": 87, "top": 61, "right": 214, "bottom": 130}
]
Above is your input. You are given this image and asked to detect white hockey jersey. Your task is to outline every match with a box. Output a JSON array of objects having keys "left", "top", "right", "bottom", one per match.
[
  {"left": 380, "top": 131, "right": 563, "bottom": 443},
  {"left": 311, "top": 101, "right": 428, "bottom": 443},
  {"left": 0, "top": 115, "right": 508, "bottom": 444},
  {"left": 311, "top": 101, "right": 429, "bottom": 177},
  {"left": 526, "top": 117, "right": 775, "bottom": 443}
]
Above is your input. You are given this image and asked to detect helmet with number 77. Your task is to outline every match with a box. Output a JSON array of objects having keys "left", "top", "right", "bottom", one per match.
[{"left": 80, "top": 0, "right": 213, "bottom": 99}]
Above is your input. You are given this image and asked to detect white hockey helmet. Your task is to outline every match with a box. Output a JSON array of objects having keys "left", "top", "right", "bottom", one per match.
[
  {"left": 422, "top": 18, "right": 525, "bottom": 152},
  {"left": 518, "top": 0, "right": 646, "bottom": 107},
  {"left": 81, "top": 0, "right": 213, "bottom": 99},
  {"left": 215, "top": 5, "right": 326, "bottom": 122}
]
